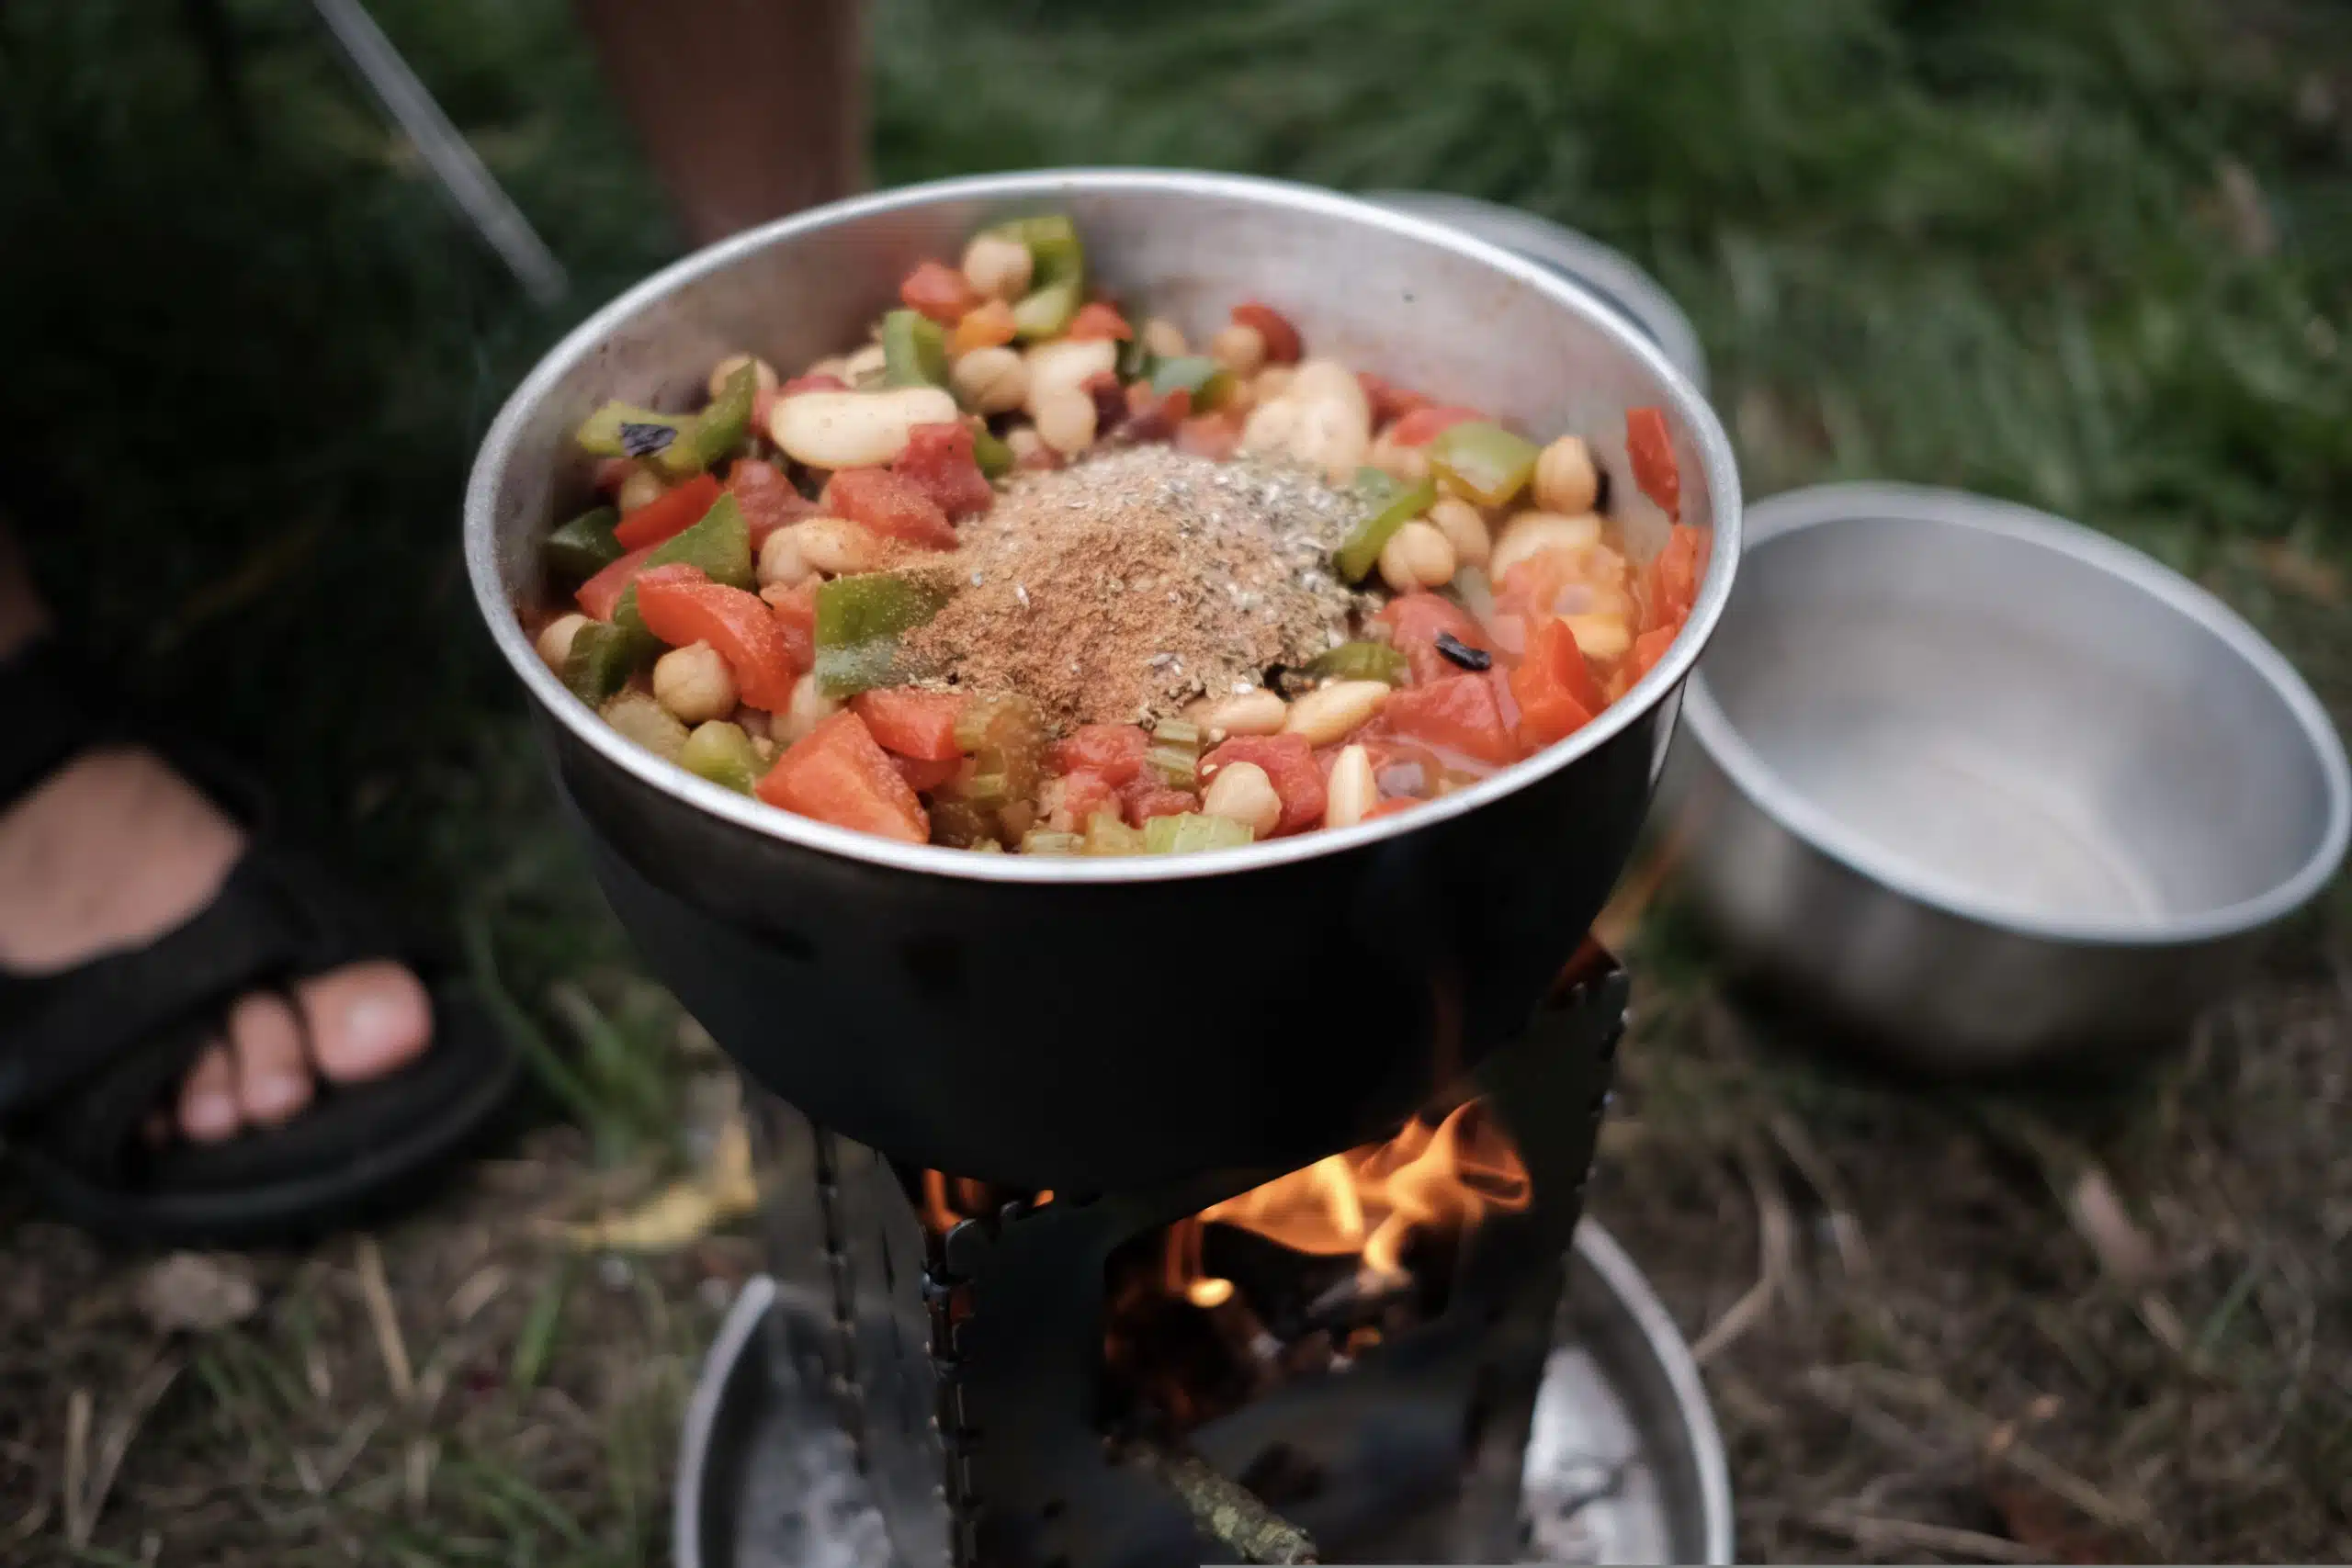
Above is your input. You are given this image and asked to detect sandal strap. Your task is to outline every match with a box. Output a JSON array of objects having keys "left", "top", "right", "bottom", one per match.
[{"left": 0, "top": 844, "right": 390, "bottom": 1119}]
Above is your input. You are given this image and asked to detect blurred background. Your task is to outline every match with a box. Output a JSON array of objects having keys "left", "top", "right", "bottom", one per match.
[{"left": 1, "top": 0, "right": 2347, "bottom": 1562}]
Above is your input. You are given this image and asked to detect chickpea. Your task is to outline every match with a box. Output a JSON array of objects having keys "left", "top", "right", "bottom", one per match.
[
  {"left": 775, "top": 672, "right": 841, "bottom": 745},
  {"left": 1141, "top": 317, "right": 1189, "bottom": 359},
  {"left": 652, "top": 642, "right": 739, "bottom": 725},
  {"left": 1209, "top": 322, "right": 1268, "bottom": 377},
  {"left": 1290, "top": 396, "right": 1372, "bottom": 484},
  {"left": 1532, "top": 434, "right": 1600, "bottom": 515},
  {"left": 1367, "top": 428, "right": 1431, "bottom": 486},
  {"left": 1378, "top": 521, "right": 1458, "bottom": 592},
  {"left": 801, "top": 354, "right": 850, "bottom": 384},
  {"left": 1253, "top": 365, "right": 1296, "bottom": 402},
  {"left": 950, "top": 345, "right": 1028, "bottom": 415},
  {"left": 616, "top": 468, "right": 666, "bottom": 514},
  {"left": 536, "top": 613, "right": 591, "bottom": 673},
  {"left": 757, "top": 525, "right": 815, "bottom": 588},
  {"left": 960, "top": 232, "right": 1034, "bottom": 301},
  {"left": 1283, "top": 680, "right": 1389, "bottom": 747},
  {"left": 1004, "top": 424, "right": 1048, "bottom": 466},
  {"left": 708, "top": 354, "right": 780, "bottom": 400},
  {"left": 841, "top": 342, "right": 888, "bottom": 387},
  {"left": 1199, "top": 687, "right": 1288, "bottom": 740},
  {"left": 789, "top": 516, "right": 889, "bottom": 576},
  {"left": 1426, "top": 496, "right": 1491, "bottom": 570},
  {"left": 1323, "top": 745, "right": 1379, "bottom": 829},
  {"left": 1201, "top": 761, "right": 1282, "bottom": 839},
  {"left": 1033, "top": 387, "right": 1098, "bottom": 456}
]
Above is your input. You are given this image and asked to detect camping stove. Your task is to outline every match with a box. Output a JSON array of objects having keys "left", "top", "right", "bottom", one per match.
[{"left": 676, "top": 949, "right": 1731, "bottom": 1567}]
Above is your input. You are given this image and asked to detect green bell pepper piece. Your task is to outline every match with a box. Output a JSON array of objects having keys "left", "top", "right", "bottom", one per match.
[
  {"left": 1427, "top": 421, "right": 1540, "bottom": 508},
  {"left": 1143, "top": 812, "right": 1255, "bottom": 854},
  {"left": 1307, "top": 639, "right": 1411, "bottom": 685},
  {"left": 545, "top": 505, "right": 624, "bottom": 582},
  {"left": 989, "top": 215, "right": 1086, "bottom": 342},
  {"left": 561, "top": 619, "right": 647, "bottom": 704},
  {"left": 1332, "top": 471, "right": 1437, "bottom": 583},
  {"left": 1011, "top": 279, "right": 1081, "bottom": 342},
  {"left": 880, "top": 309, "right": 949, "bottom": 389},
  {"left": 693, "top": 361, "right": 759, "bottom": 468},
  {"left": 812, "top": 571, "right": 955, "bottom": 696},
  {"left": 1148, "top": 355, "right": 1236, "bottom": 411},
  {"left": 1116, "top": 334, "right": 1158, "bottom": 383},
  {"left": 678, "top": 720, "right": 760, "bottom": 793},
  {"left": 576, "top": 400, "right": 707, "bottom": 479},
  {"left": 971, "top": 425, "right": 1014, "bottom": 479},
  {"left": 613, "top": 492, "right": 753, "bottom": 637}
]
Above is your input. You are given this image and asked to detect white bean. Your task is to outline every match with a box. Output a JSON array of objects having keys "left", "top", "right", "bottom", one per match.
[
  {"left": 1140, "top": 317, "right": 1189, "bottom": 358},
  {"left": 1323, "top": 744, "right": 1378, "bottom": 829},
  {"left": 1022, "top": 338, "right": 1118, "bottom": 415},
  {"left": 1033, "top": 388, "right": 1097, "bottom": 456},
  {"left": 767, "top": 386, "right": 959, "bottom": 469},
  {"left": 1563, "top": 613, "right": 1632, "bottom": 660},
  {"left": 788, "top": 516, "right": 890, "bottom": 576},
  {"left": 1200, "top": 688, "right": 1288, "bottom": 739},
  {"left": 841, "top": 343, "right": 888, "bottom": 387},
  {"left": 1488, "top": 510, "right": 1604, "bottom": 583},
  {"left": 1427, "top": 496, "right": 1491, "bottom": 569},
  {"left": 1201, "top": 761, "right": 1282, "bottom": 839},
  {"left": 1283, "top": 680, "right": 1389, "bottom": 747},
  {"left": 1367, "top": 428, "right": 1432, "bottom": 485}
]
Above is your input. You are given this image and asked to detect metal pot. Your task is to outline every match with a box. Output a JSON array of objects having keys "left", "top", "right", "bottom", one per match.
[
  {"left": 1667, "top": 483, "right": 2350, "bottom": 1075},
  {"left": 466, "top": 171, "right": 1739, "bottom": 1189}
]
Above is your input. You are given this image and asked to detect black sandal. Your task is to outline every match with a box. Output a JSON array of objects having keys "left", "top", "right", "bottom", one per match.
[{"left": 0, "top": 637, "right": 519, "bottom": 1247}]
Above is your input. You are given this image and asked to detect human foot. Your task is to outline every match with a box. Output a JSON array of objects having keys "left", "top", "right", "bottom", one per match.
[{"left": 0, "top": 747, "right": 434, "bottom": 1142}]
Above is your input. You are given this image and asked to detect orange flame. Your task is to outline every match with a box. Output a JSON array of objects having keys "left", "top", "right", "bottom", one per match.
[{"left": 1175, "top": 1100, "right": 1529, "bottom": 1301}]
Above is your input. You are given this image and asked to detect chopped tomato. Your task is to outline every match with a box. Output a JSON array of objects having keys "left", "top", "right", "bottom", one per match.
[
  {"left": 576, "top": 543, "right": 658, "bottom": 621},
  {"left": 1049, "top": 723, "right": 1148, "bottom": 785},
  {"left": 952, "top": 298, "right": 1017, "bottom": 355},
  {"left": 851, "top": 687, "right": 967, "bottom": 761},
  {"left": 756, "top": 711, "right": 929, "bottom": 843},
  {"left": 891, "top": 423, "right": 995, "bottom": 520},
  {"left": 1359, "top": 371, "right": 1431, "bottom": 427},
  {"left": 632, "top": 564, "right": 802, "bottom": 711},
  {"left": 612, "top": 472, "right": 723, "bottom": 549},
  {"left": 781, "top": 372, "right": 849, "bottom": 394},
  {"left": 1066, "top": 301, "right": 1133, "bottom": 342},
  {"left": 893, "top": 753, "right": 964, "bottom": 792},
  {"left": 1374, "top": 592, "right": 1496, "bottom": 685},
  {"left": 1495, "top": 547, "right": 1587, "bottom": 628},
  {"left": 1058, "top": 769, "right": 1119, "bottom": 828},
  {"left": 727, "top": 457, "right": 819, "bottom": 546},
  {"left": 899, "top": 260, "right": 978, "bottom": 324},
  {"left": 1381, "top": 674, "right": 1520, "bottom": 765},
  {"left": 1122, "top": 779, "right": 1199, "bottom": 827},
  {"left": 1231, "top": 302, "right": 1302, "bottom": 364},
  {"left": 1624, "top": 624, "right": 1678, "bottom": 686},
  {"left": 820, "top": 468, "right": 958, "bottom": 550},
  {"left": 1121, "top": 382, "right": 1192, "bottom": 444},
  {"left": 1510, "top": 617, "right": 1601, "bottom": 751},
  {"left": 1625, "top": 406, "right": 1679, "bottom": 519},
  {"left": 761, "top": 579, "right": 819, "bottom": 674},
  {"left": 1387, "top": 405, "right": 1482, "bottom": 446},
  {"left": 1200, "top": 734, "right": 1326, "bottom": 836},
  {"left": 1174, "top": 412, "right": 1241, "bottom": 460},
  {"left": 1645, "top": 524, "right": 1704, "bottom": 628}
]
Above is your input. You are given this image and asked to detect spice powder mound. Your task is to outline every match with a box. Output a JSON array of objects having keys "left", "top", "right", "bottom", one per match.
[{"left": 903, "top": 445, "right": 1363, "bottom": 729}]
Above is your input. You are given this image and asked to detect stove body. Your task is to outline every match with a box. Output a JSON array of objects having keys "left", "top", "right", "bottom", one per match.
[{"left": 752, "top": 957, "right": 1627, "bottom": 1568}]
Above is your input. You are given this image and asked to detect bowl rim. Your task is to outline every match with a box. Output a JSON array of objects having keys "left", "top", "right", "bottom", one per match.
[
  {"left": 1680, "top": 480, "right": 2352, "bottom": 946},
  {"left": 465, "top": 167, "right": 1741, "bottom": 885}
]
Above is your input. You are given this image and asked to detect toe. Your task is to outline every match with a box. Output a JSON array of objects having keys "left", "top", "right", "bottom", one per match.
[
  {"left": 230, "top": 991, "right": 313, "bottom": 1129},
  {"left": 296, "top": 961, "right": 433, "bottom": 1085},
  {"left": 176, "top": 1043, "right": 242, "bottom": 1143}
]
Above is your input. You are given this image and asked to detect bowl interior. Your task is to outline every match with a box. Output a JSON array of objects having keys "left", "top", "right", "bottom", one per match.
[{"left": 1695, "top": 499, "right": 2346, "bottom": 931}]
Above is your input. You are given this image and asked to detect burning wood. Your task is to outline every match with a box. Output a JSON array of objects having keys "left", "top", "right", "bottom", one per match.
[{"left": 1124, "top": 1437, "right": 1321, "bottom": 1564}]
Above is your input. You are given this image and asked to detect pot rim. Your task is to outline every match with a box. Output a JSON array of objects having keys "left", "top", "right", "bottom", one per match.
[
  {"left": 1680, "top": 480, "right": 2352, "bottom": 947},
  {"left": 465, "top": 168, "right": 1741, "bottom": 885}
]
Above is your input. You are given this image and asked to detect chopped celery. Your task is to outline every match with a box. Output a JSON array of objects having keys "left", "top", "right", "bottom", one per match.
[
  {"left": 1148, "top": 355, "right": 1236, "bottom": 411},
  {"left": 1144, "top": 812, "right": 1255, "bottom": 853},
  {"left": 678, "top": 720, "right": 760, "bottom": 793},
  {"left": 545, "top": 505, "right": 623, "bottom": 581},
  {"left": 613, "top": 493, "right": 753, "bottom": 637},
  {"left": 693, "top": 361, "right": 760, "bottom": 468},
  {"left": 561, "top": 619, "right": 649, "bottom": 704},
  {"left": 1427, "top": 421, "right": 1540, "bottom": 508},
  {"left": 881, "top": 310, "right": 949, "bottom": 389},
  {"left": 1012, "top": 279, "right": 1081, "bottom": 342},
  {"left": 600, "top": 691, "right": 689, "bottom": 760},
  {"left": 1081, "top": 810, "right": 1146, "bottom": 855},
  {"left": 1019, "top": 828, "right": 1083, "bottom": 855},
  {"left": 1308, "top": 640, "right": 1411, "bottom": 685},
  {"left": 1332, "top": 473, "right": 1438, "bottom": 582},
  {"left": 944, "top": 693, "right": 1046, "bottom": 840},
  {"left": 971, "top": 425, "right": 1014, "bottom": 479},
  {"left": 970, "top": 838, "right": 1006, "bottom": 853},
  {"left": 1145, "top": 716, "right": 1204, "bottom": 788}
]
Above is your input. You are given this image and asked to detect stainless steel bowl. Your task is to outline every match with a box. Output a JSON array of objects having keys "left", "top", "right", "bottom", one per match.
[
  {"left": 466, "top": 170, "right": 1739, "bottom": 1186},
  {"left": 1669, "top": 482, "right": 2350, "bottom": 1073}
]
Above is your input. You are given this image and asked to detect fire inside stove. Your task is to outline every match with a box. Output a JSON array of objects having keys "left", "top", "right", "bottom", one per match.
[{"left": 771, "top": 953, "right": 1625, "bottom": 1568}]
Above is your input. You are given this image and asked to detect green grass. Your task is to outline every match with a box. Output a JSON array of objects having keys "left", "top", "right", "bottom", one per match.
[{"left": 0, "top": 0, "right": 2347, "bottom": 1561}]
